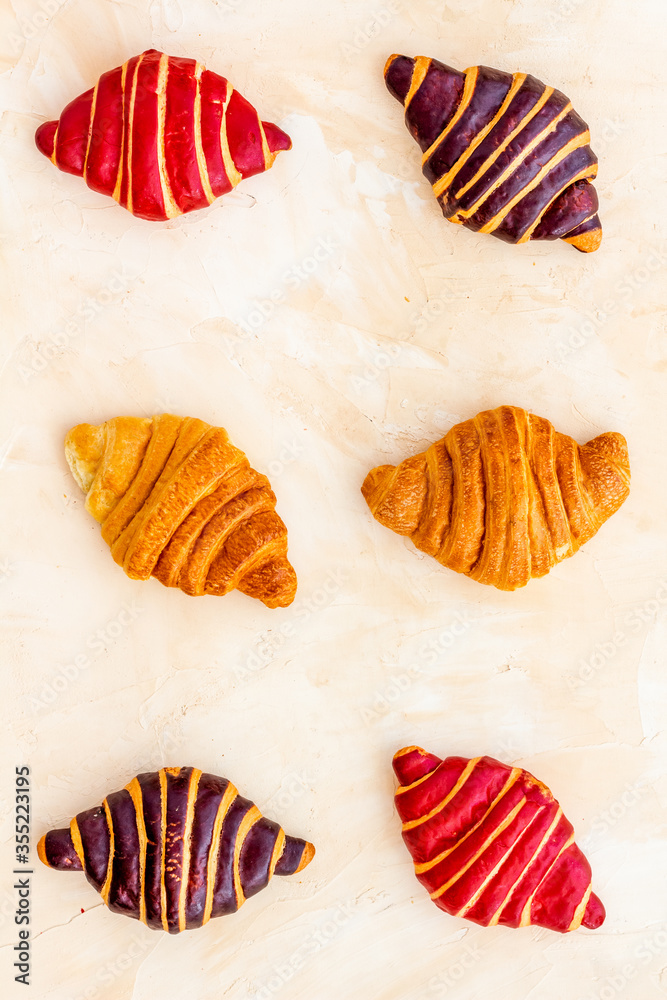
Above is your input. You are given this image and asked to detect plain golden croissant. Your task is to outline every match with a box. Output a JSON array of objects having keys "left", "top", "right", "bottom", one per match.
[
  {"left": 65, "top": 414, "right": 297, "bottom": 607},
  {"left": 38, "top": 766, "right": 315, "bottom": 932},
  {"left": 362, "top": 405, "right": 630, "bottom": 590},
  {"left": 394, "top": 746, "right": 604, "bottom": 933}
]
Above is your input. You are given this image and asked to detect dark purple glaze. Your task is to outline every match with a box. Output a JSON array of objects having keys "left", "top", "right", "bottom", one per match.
[
  {"left": 76, "top": 804, "right": 111, "bottom": 891},
  {"left": 162, "top": 767, "right": 193, "bottom": 932},
  {"left": 384, "top": 55, "right": 414, "bottom": 105},
  {"left": 210, "top": 794, "right": 252, "bottom": 919},
  {"left": 137, "top": 770, "right": 165, "bottom": 930},
  {"left": 183, "top": 773, "right": 229, "bottom": 929},
  {"left": 274, "top": 836, "right": 308, "bottom": 876},
  {"left": 41, "top": 828, "right": 82, "bottom": 871},
  {"left": 38, "top": 767, "right": 315, "bottom": 932},
  {"left": 499, "top": 146, "right": 597, "bottom": 243},
  {"left": 239, "top": 817, "right": 281, "bottom": 899},
  {"left": 423, "top": 67, "right": 513, "bottom": 185},
  {"left": 461, "top": 112, "right": 590, "bottom": 232},
  {"left": 385, "top": 55, "right": 601, "bottom": 249},
  {"left": 442, "top": 77, "right": 562, "bottom": 210},
  {"left": 532, "top": 179, "right": 599, "bottom": 240},
  {"left": 106, "top": 789, "right": 141, "bottom": 918},
  {"left": 399, "top": 58, "right": 465, "bottom": 151}
]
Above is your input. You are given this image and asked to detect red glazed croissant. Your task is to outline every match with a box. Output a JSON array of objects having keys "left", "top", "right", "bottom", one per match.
[
  {"left": 393, "top": 747, "right": 605, "bottom": 933},
  {"left": 384, "top": 54, "right": 601, "bottom": 252},
  {"left": 65, "top": 413, "right": 297, "bottom": 607},
  {"left": 35, "top": 49, "right": 291, "bottom": 221},
  {"left": 362, "top": 405, "right": 630, "bottom": 590},
  {"left": 38, "top": 766, "right": 315, "bottom": 933}
]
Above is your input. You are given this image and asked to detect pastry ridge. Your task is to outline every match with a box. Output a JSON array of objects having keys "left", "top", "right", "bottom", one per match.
[
  {"left": 362, "top": 405, "right": 630, "bottom": 590},
  {"left": 65, "top": 413, "right": 297, "bottom": 607},
  {"left": 384, "top": 54, "right": 601, "bottom": 252},
  {"left": 38, "top": 767, "right": 315, "bottom": 933},
  {"left": 393, "top": 747, "right": 605, "bottom": 933},
  {"left": 35, "top": 49, "right": 291, "bottom": 221}
]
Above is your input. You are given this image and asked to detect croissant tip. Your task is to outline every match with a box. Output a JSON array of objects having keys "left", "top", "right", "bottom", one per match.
[
  {"left": 294, "top": 841, "right": 316, "bottom": 873},
  {"left": 384, "top": 53, "right": 403, "bottom": 77},
  {"left": 263, "top": 120, "right": 292, "bottom": 154},
  {"left": 360, "top": 464, "right": 392, "bottom": 505},
  {"left": 582, "top": 892, "right": 606, "bottom": 929},
  {"left": 37, "top": 827, "right": 83, "bottom": 871},
  {"left": 563, "top": 226, "right": 602, "bottom": 253},
  {"left": 37, "top": 833, "right": 49, "bottom": 867},
  {"left": 383, "top": 54, "right": 417, "bottom": 105},
  {"left": 35, "top": 120, "right": 58, "bottom": 159},
  {"left": 393, "top": 745, "right": 425, "bottom": 762},
  {"left": 393, "top": 745, "right": 443, "bottom": 787}
]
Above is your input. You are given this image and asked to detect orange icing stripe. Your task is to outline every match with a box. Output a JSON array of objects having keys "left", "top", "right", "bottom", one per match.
[
  {"left": 404, "top": 57, "right": 431, "bottom": 108},
  {"left": 402, "top": 758, "right": 480, "bottom": 831},
  {"left": 414, "top": 769, "right": 522, "bottom": 874},
  {"left": 431, "top": 797, "right": 526, "bottom": 901}
]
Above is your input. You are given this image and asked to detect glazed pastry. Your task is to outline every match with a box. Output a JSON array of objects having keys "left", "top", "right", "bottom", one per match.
[
  {"left": 384, "top": 54, "right": 601, "bottom": 252},
  {"left": 361, "top": 405, "right": 629, "bottom": 591},
  {"left": 65, "top": 414, "right": 296, "bottom": 607},
  {"left": 38, "top": 766, "right": 314, "bottom": 932},
  {"left": 393, "top": 746, "right": 604, "bottom": 933},
  {"left": 35, "top": 49, "right": 291, "bottom": 221}
]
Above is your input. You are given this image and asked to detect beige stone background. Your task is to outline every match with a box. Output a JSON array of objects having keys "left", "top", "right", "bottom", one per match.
[{"left": 1, "top": 0, "right": 666, "bottom": 997}]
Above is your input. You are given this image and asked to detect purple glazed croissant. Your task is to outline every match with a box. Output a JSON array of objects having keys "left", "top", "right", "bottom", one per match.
[
  {"left": 384, "top": 54, "right": 602, "bottom": 252},
  {"left": 38, "top": 766, "right": 315, "bottom": 932}
]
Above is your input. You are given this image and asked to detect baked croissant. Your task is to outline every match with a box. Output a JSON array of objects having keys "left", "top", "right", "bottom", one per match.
[
  {"left": 38, "top": 766, "right": 315, "bottom": 932},
  {"left": 384, "top": 54, "right": 601, "bottom": 252},
  {"left": 362, "top": 405, "right": 629, "bottom": 591},
  {"left": 393, "top": 746, "right": 605, "bottom": 933},
  {"left": 35, "top": 48, "right": 291, "bottom": 221},
  {"left": 65, "top": 413, "right": 297, "bottom": 607}
]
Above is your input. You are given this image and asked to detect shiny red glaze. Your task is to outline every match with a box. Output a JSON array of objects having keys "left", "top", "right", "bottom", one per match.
[
  {"left": 393, "top": 747, "right": 605, "bottom": 933},
  {"left": 35, "top": 49, "right": 291, "bottom": 221}
]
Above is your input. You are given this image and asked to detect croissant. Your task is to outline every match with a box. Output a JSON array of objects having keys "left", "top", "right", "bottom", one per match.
[
  {"left": 362, "top": 405, "right": 629, "bottom": 591},
  {"left": 65, "top": 413, "right": 297, "bottom": 607},
  {"left": 38, "top": 766, "right": 314, "bottom": 932},
  {"left": 393, "top": 746, "right": 604, "bottom": 933},
  {"left": 384, "top": 54, "right": 601, "bottom": 252},
  {"left": 35, "top": 48, "right": 291, "bottom": 221}
]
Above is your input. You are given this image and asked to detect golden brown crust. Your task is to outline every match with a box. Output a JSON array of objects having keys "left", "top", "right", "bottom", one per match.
[
  {"left": 362, "top": 406, "right": 630, "bottom": 590},
  {"left": 65, "top": 414, "right": 297, "bottom": 607}
]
